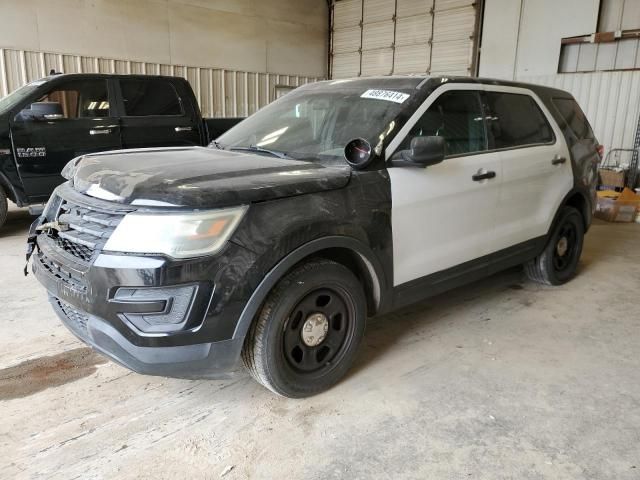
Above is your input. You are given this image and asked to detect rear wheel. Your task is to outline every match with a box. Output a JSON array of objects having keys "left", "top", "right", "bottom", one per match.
[
  {"left": 525, "top": 206, "right": 584, "bottom": 285},
  {"left": 0, "top": 187, "right": 7, "bottom": 230},
  {"left": 242, "top": 259, "right": 366, "bottom": 398}
]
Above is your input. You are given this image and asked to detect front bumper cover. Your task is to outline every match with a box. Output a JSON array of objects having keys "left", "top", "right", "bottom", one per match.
[
  {"left": 50, "top": 294, "right": 243, "bottom": 378},
  {"left": 30, "top": 213, "right": 260, "bottom": 378}
]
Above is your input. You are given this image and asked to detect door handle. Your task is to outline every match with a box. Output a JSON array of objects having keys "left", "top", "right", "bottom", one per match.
[
  {"left": 175, "top": 126, "right": 193, "bottom": 132},
  {"left": 472, "top": 171, "right": 496, "bottom": 181},
  {"left": 89, "top": 129, "right": 111, "bottom": 135},
  {"left": 551, "top": 156, "right": 567, "bottom": 165}
]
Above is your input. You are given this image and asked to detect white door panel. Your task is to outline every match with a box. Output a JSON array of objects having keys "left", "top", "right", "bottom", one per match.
[
  {"left": 494, "top": 144, "right": 573, "bottom": 250},
  {"left": 486, "top": 86, "right": 574, "bottom": 252},
  {"left": 390, "top": 151, "right": 501, "bottom": 286}
]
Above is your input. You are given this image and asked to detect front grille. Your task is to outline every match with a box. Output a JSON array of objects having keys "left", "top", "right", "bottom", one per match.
[
  {"left": 38, "top": 253, "right": 87, "bottom": 292},
  {"left": 53, "top": 236, "right": 94, "bottom": 263},
  {"left": 53, "top": 296, "right": 89, "bottom": 334},
  {"left": 45, "top": 195, "right": 127, "bottom": 264}
]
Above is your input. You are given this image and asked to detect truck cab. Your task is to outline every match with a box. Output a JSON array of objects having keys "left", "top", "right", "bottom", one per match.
[{"left": 0, "top": 73, "right": 239, "bottom": 227}]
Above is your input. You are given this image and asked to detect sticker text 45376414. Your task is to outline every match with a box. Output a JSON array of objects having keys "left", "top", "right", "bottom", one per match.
[{"left": 360, "top": 89, "right": 410, "bottom": 104}]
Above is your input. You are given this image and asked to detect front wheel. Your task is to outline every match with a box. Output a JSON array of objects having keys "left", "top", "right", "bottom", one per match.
[
  {"left": 242, "top": 259, "right": 367, "bottom": 398},
  {"left": 525, "top": 206, "right": 584, "bottom": 285}
]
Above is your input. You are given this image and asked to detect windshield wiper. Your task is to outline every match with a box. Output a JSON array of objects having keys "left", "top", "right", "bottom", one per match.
[
  {"left": 209, "top": 140, "right": 224, "bottom": 150},
  {"left": 229, "top": 145, "right": 291, "bottom": 159}
]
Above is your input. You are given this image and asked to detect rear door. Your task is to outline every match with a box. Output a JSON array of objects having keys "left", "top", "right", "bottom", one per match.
[
  {"left": 484, "top": 87, "right": 573, "bottom": 251},
  {"left": 10, "top": 78, "right": 121, "bottom": 200},
  {"left": 387, "top": 86, "right": 501, "bottom": 287},
  {"left": 117, "top": 78, "right": 201, "bottom": 149}
]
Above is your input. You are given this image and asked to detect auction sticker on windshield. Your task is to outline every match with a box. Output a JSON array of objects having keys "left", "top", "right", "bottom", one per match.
[{"left": 361, "top": 89, "right": 410, "bottom": 103}]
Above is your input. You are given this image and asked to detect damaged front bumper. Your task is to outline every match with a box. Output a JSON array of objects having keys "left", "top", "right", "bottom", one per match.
[{"left": 28, "top": 209, "right": 257, "bottom": 379}]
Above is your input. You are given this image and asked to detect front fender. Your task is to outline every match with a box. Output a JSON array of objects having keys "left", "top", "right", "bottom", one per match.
[{"left": 231, "top": 235, "right": 388, "bottom": 342}]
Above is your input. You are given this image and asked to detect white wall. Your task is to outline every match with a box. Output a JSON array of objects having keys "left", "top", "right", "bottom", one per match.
[
  {"left": 0, "top": 0, "right": 328, "bottom": 77},
  {"left": 477, "top": 0, "right": 521, "bottom": 80},
  {"left": 522, "top": 71, "right": 640, "bottom": 154},
  {"left": 480, "top": 0, "right": 640, "bottom": 154},
  {"left": 479, "top": 0, "right": 599, "bottom": 80},
  {"left": 599, "top": 0, "right": 640, "bottom": 31}
]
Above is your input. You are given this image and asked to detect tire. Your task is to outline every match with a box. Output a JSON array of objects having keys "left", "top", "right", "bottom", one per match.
[
  {"left": 242, "top": 259, "right": 367, "bottom": 398},
  {"left": 0, "top": 187, "right": 7, "bottom": 230},
  {"left": 525, "top": 206, "right": 584, "bottom": 286}
]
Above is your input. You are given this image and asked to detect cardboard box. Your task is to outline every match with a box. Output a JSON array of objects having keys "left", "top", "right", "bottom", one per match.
[
  {"left": 595, "top": 188, "right": 640, "bottom": 222},
  {"left": 598, "top": 168, "right": 626, "bottom": 190}
]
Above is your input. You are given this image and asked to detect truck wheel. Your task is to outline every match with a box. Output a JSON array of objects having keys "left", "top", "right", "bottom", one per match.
[
  {"left": 525, "top": 206, "right": 584, "bottom": 286},
  {"left": 242, "top": 259, "right": 366, "bottom": 398},
  {"left": 0, "top": 187, "right": 7, "bottom": 229}
]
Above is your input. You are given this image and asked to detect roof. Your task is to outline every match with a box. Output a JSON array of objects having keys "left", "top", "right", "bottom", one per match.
[
  {"left": 319, "top": 75, "right": 572, "bottom": 98},
  {"left": 37, "top": 72, "right": 189, "bottom": 82}
]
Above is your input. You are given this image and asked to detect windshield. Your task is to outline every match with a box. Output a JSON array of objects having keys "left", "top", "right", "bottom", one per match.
[
  {"left": 216, "top": 79, "right": 421, "bottom": 162},
  {"left": 0, "top": 80, "right": 45, "bottom": 115}
]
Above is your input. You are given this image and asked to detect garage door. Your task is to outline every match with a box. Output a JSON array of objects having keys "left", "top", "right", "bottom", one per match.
[{"left": 330, "top": 0, "right": 480, "bottom": 78}]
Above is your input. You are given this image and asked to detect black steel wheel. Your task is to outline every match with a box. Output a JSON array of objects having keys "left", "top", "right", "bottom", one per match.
[
  {"left": 525, "top": 206, "right": 584, "bottom": 285},
  {"left": 552, "top": 221, "right": 578, "bottom": 273},
  {"left": 242, "top": 259, "right": 366, "bottom": 398},
  {"left": 282, "top": 287, "right": 354, "bottom": 374}
]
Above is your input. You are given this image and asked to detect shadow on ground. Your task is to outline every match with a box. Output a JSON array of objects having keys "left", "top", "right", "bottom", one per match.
[{"left": 347, "top": 265, "right": 530, "bottom": 378}]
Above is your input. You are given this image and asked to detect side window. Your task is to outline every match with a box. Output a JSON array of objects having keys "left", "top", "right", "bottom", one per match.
[
  {"left": 485, "top": 92, "right": 554, "bottom": 149},
  {"left": 399, "top": 91, "right": 487, "bottom": 156},
  {"left": 36, "top": 80, "right": 110, "bottom": 119},
  {"left": 120, "top": 79, "right": 183, "bottom": 116},
  {"left": 552, "top": 97, "right": 594, "bottom": 141}
]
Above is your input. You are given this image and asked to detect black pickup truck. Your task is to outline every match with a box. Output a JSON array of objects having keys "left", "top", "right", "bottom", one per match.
[{"left": 0, "top": 73, "right": 241, "bottom": 227}]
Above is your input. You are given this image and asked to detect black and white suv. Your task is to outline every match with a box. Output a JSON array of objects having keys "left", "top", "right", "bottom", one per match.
[{"left": 28, "top": 76, "right": 600, "bottom": 397}]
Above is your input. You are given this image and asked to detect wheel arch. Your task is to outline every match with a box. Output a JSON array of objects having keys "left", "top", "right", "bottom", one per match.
[
  {"left": 0, "top": 171, "right": 18, "bottom": 204},
  {"left": 0, "top": 170, "right": 29, "bottom": 207},
  {"left": 232, "top": 236, "right": 388, "bottom": 342},
  {"left": 560, "top": 188, "right": 592, "bottom": 232}
]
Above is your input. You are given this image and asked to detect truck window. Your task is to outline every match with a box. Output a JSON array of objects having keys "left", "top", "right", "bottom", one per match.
[
  {"left": 399, "top": 91, "right": 487, "bottom": 156},
  {"left": 120, "top": 79, "right": 183, "bottom": 116},
  {"left": 36, "top": 80, "right": 110, "bottom": 119},
  {"left": 552, "top": 97, "right": 595, "bottom": 141},
  {"left": 485, "top": 92, "right": 554, "bottom": 149}
]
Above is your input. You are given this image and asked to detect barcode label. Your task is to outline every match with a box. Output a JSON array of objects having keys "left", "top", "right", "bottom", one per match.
[{"left": 360, "top": 89, "right": 410, "bottom": 103}]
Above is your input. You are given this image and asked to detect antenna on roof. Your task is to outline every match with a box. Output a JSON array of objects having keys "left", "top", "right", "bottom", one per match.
[{"left": 49, "top": 69, "right": 62, "bottom": 75}]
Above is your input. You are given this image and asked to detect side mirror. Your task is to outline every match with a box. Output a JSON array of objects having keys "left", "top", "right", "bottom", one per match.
[
  {"left": 394, "top": 136, "right": 445, "bottom": 167},
  {"left": 17, "top": 101, "right": 64, "bottom": 121}
]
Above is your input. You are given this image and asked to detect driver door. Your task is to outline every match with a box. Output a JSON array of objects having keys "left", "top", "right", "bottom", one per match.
[
  {"left": 10, "top": 79, "right": 121, "bottom": 200},
  {"left": 388, "top": 87, "right": 501, "bottom": 287}
]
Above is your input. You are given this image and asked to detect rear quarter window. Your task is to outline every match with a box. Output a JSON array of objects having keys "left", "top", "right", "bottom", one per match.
[
  {"left": 552, "top": 97, "right": 595, "bottom": 141},
  {"left": 485, "top": 92, "right": 554, "bottom": 149}
]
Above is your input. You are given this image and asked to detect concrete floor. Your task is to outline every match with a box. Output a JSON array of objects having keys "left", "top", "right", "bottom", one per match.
[{"left": 1, "top": 203, "right": 639, "bottom": 480}]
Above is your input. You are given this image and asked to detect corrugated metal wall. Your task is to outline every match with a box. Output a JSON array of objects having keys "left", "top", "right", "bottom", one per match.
[
  {"left": 522, "top": 71, "right": 640, "bottom": 165},
  {"left": 0, "top": 48, "right": 323, "bottom": 118},
  {"left": 559, "top": 38, "right": 640, "bottom": 73}
]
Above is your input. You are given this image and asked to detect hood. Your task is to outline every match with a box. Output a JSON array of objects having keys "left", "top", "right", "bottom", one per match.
[{"left": 71, "top": 147, "right": 351, "bottom": 208}]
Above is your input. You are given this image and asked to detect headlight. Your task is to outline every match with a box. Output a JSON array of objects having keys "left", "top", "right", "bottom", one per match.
[{"left": 103, "top": 206, "right": 248, "bottom": 258}]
